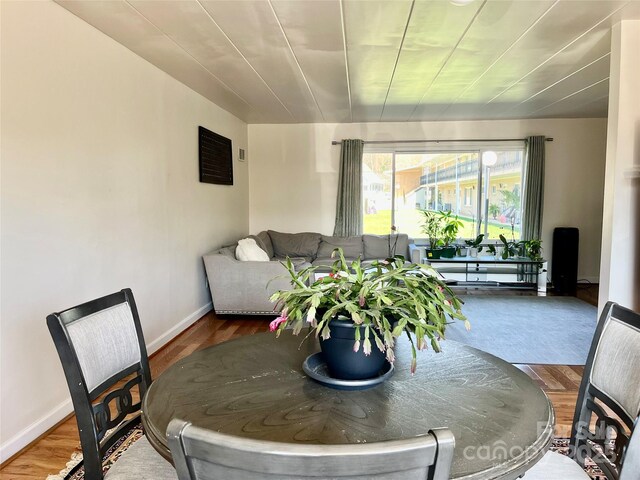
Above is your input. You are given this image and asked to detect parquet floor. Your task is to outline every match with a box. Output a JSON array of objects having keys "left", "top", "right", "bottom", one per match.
[{"left": 0, "top": 285, "right": 598, "bottom": 479}]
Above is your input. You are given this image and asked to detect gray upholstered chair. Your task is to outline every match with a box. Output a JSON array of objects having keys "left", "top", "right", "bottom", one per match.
[
  {"left": 166, "top": 418, "right": 455, "bottom": 480},
  {"left": 620, "top": 418, "right": 640, "bottom": 480},
  {"left": 47, "top": 289, "right": 176, "bottom": 480},
  {"left": 524, "top": 301, "right": 640, "bottom": 480}
]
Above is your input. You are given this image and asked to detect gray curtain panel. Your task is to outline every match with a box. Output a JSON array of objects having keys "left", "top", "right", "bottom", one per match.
[
  {"left": 521, "top": 135, "right": 546, "bottom": 240},
  {"left": 333, "top": 139, "right": 364, "bottom": 236}
]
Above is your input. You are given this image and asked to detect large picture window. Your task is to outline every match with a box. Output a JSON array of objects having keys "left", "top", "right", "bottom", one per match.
[{"left": 362, "top": 147, "right": 526, "bottom": 241}]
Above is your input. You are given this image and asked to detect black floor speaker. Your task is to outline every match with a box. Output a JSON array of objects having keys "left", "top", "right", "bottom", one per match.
[{"left": 552, "top": 227, "right": 579, "bottom": 295}]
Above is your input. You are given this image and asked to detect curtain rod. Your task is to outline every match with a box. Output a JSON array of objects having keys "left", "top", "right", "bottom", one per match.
[{"left": 330, "top": 137, "right": 553, "bottom": 145}]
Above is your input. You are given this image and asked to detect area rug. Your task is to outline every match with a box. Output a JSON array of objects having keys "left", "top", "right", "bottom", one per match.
[
  {"left": 551, "top": 438, "right": 605, "bottom": 479},
  {"left": 445, "top": 295, "right": 597, "bottom": 365},
  {"left": 48, "top": 430, "right": 604, "bottom": 480},
  {"left": 46, "top": 418, "right": 144, "bottom": 480}
]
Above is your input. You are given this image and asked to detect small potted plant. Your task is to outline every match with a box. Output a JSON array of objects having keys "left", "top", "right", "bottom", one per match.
[
  {"left": 465, "top": 234, "right": 484, "bottom": 258},
  {"left": 440, "top": 211, "right": 463, "bottom": 259},
  {"left": 498, "top": 234, "right": 517, "bottom": 259},
  {"left": 421, "top": 210, "right": 443, "bottom": 259},
  {"left": 523, "top": 239, "right": 543, "bottom": 262},
  {"left": 270, "top": 249, "right": 468, "bottom": 380}
]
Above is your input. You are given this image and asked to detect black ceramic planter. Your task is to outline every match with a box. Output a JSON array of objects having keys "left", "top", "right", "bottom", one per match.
[
  {"left": 440, "top": 246, "right": 456, "bottom": 258},
  {"left": 318, "top": 318, "right": 388, "bottom": 380},
  {"left": 425, "top": 248, "right": 442, "bottom": 259}
]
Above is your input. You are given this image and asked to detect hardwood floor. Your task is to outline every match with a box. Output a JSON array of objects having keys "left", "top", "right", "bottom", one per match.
[{"left": 0, "top": 285, "right": 598, "bottom": 480}]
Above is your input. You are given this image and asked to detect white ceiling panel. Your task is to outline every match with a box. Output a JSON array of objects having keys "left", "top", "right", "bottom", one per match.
[
  {"left": 200, "top": 0, "right": 323, "bottom": 122},
  {"left": 494, "top": 29, "right": 611, "bottom": 105},
  {"left": 55, "top": 0, "right": 640, "bottom": 123},
  {"left": 56, "top": 0, "right": 252, "bottom": 119},
  {"left": 128, "top": 0, "right": 294, "bottom": 123},
  {"left": 528, "top": 78, "right": 610, "bottom": 117},
  {"left": 342, "top": 0, "right": 413, "bottom": 121},
  {"left": 380, "top": 0, "right": 484, "bottom": 121},
  {"left": 451, "top": 0, "right": 625, "bottom": 104},
  {"left": 410, "top": 0, "right": 556, "bottom": 120},
  {"left": 504, "top": 53, "right": 610, "bottom": 117},
  {"left": 270, "top": 0, "right": 351, "bottom": 123}
]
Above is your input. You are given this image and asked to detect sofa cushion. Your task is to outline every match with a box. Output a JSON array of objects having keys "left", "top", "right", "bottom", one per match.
[
  {"left": 255, "top": 231, "right": 274, "bottom": 259},
  {"left": 311, "top": 257, "right": 360, "bottom": 270},
  {"left": 236, "top": 238, "right": 270, "bottom": 262},
  {"left": 317, "top": 235, "right": 363, "bottom": 259},
  {"left": 362, "top": 234, "right": 409, "bottom": 260},
  {"left": 217, "top": 245, "right": 237, "bottom": 259},
  {"left": 275, "top": 256, "right": 312, "bottom": 272},
  {"left": 268, "top": 230, "right": 321, "bottom": 261}
]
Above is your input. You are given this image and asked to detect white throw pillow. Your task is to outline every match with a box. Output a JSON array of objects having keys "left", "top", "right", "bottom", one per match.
[{"left": 236, "top": 238, "right": 270, "bottom": 262}]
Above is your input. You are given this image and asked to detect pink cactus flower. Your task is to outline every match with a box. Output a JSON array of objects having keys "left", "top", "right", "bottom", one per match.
[
  {"left": 269, "top": 314, "right": 287, "bottom": 332},
  {"left": 363, "top": 338, "right": 372, "bottom": 356}
]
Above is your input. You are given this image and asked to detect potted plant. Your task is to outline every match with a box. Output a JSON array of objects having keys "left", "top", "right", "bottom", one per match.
[
  {"left": 421, "top": 210, "right": 443, "bottom": 259},
  {"left": 440, "top": 211, "right": 463, "bottom": 259},
  {"left": 497, "top": 234, "right": 521, "bottom": 259},
  {"left": 456, "top": 244, "right": 469, "bottom": 257},
  {"left": 465, "top": 234, "right": 484, "bottom": 258},
  {"left": 487, "top": 243, "right": 504, "bottom": 258},
  {"left": 270, "top": 249, "right": 468, "bottom": 380},
  {"left": 523, "top": 239, "right": 543, "bottom": 262}
]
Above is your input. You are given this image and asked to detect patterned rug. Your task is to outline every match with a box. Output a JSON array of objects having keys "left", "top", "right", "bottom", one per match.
[
  {"left": 48, "top": 430, "right": 605, "bottom": 479},
  {"left": 46, "top": 418, "right": 144, "bottom": 480},
  {"left": 550, "top": 438, "right": 606, "bottom": 479}
]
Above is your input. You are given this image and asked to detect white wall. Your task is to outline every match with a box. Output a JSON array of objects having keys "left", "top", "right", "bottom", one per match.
[
  {"left": 599, "top": 20, "right": 640, "bottom": 312},
  {"left": 249, "top": 118, "right": 608, "bottom": 282},
  {"left": 0, "top": 1, "right": 248, "bottom": 460}
]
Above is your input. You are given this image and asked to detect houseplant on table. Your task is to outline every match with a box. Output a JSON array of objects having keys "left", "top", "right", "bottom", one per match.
[
  {"left": 440, "top": 211, "right": 464, "bottom": 258},
  {"left": 421, "top": 210, "right": 444, "bottom": 259},
  {"left": 465, "top": 234, "right": 484, "bottom": 258},
  {"left": 270, "top": 249, "right": 469, "bottom": 380}
]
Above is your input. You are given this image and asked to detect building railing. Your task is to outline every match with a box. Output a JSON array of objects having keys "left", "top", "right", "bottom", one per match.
[{"left": 419, "top": 158, "right": 521, "bottom": 185}]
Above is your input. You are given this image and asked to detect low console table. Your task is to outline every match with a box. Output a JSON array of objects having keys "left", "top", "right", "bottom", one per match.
[{"left": 426, "top": 255, "right": 545, "bottom": 290}]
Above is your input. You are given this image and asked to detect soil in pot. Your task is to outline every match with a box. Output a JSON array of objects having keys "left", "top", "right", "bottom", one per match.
[{"left": 319, "top": 318, "right": 388, "bottom": 380}]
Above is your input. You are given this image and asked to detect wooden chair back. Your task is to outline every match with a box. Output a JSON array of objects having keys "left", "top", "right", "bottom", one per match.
[
  {"left": 167, "top": 418, "right": 455, "bottom": 480},
  {"left": 47, "top": 288, "right": 151, "bottom": 480},
  {"left": 570, "top": 301, "right": 640, "bottom": 479}
]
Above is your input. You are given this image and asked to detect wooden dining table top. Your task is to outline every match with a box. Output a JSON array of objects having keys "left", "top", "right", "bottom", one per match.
[{"left": 142, "top": 331, "right": 554, "bottom": 480}]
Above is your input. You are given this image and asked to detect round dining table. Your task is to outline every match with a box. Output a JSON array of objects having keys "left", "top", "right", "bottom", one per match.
[{"left": 142, "top": 331, "right": 554, "bottom": 480}]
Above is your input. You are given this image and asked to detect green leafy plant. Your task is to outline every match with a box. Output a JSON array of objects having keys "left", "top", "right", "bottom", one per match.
[
  {"left": 421, "top": 210, "right": 463, "bottom": 249},
  {"left": 500, "top": 189, "right": 521, "bottom": 216},
  {"left": 498, "top": 234, "right": 520, "bottom": 259},
  {"left": 420, "top": 210, "right": 443, "bottom": 248},
  {"left": 270, "top": 249, "right": 469, "bottom": 373},
  {"left": 497, "top": 236, "right": 543, "bottom": 261},
  {"left": 440, "top": 211, "right": 464, "bottom": 247},
  {"left": 523, "top": 239, "right": 543, "bottom": 262},
  {"left": 489, "top": 203, "right": 500, "bottom": 220},
  {"left": 465, "top": 234, "right": 485, "bottom": 253}
]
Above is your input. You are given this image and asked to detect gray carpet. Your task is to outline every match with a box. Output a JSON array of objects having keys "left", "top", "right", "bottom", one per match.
[{"left": 445, "top": 295, "right": 598, "bottom": 365}]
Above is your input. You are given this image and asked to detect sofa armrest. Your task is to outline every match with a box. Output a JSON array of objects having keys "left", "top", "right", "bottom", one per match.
[{"left": 203, "top": 253, "right": 293, "bottom": 315}]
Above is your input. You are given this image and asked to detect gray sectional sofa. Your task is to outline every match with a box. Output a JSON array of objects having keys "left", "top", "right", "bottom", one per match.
[{"left": 203, "top": 230, "right": 419, "bottom": 315}]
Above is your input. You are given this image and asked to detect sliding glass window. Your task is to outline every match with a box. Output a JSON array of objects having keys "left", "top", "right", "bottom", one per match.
[{"left": 362, "top": 146, "right": 526, "bottom": 241}]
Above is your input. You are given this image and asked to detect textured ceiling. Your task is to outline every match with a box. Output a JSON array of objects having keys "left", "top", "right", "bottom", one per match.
[{"left": 57, "top": 0, "right": 640, "bottom": 124}]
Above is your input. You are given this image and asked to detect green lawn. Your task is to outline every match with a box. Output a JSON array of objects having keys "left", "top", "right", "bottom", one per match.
[{"left": 364, "top": 209, "right": 520, "bottom": 241}]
